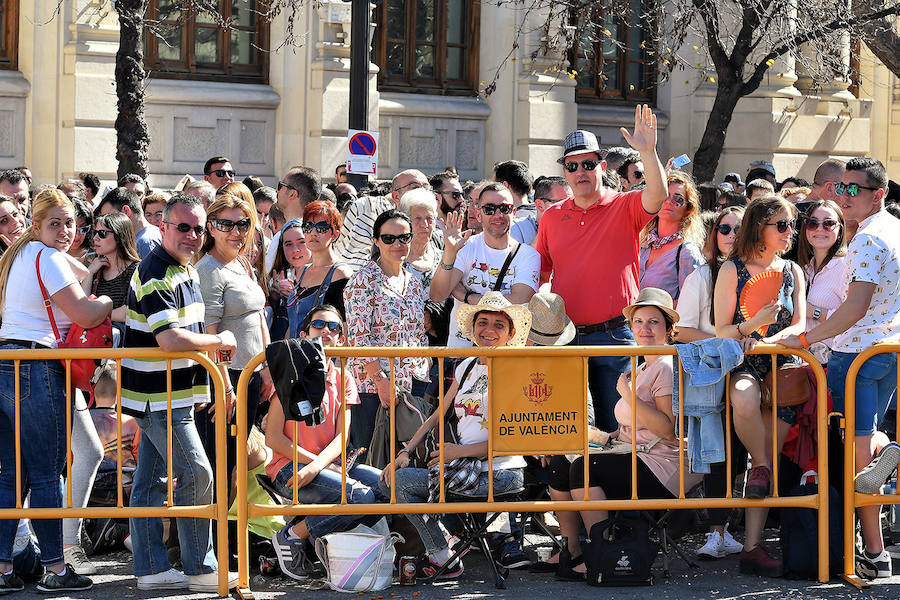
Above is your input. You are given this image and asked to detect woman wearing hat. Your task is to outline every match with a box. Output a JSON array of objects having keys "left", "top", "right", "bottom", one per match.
[{"left": 379, "top": 291, "right": 531, "bottom": 579}]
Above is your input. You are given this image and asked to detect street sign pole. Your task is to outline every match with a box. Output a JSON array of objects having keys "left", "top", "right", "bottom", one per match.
[{"left": 347, "top": 0, "right": 370, "bottom": 191}]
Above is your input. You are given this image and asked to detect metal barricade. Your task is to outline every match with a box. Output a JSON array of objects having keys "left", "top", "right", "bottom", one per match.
[
  {"left": 234, "top": 344, "right": 830, "bottom": 593},
  {"left": 841, "top": 343, "right": 900, "bottom": 589},
  {"left": 0, "top": 348, "right": 231, "bottom": 597}
]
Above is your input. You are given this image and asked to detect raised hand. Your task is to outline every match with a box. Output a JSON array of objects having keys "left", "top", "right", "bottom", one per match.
[
  {"left": 440, "top": 209, "right": 472, "bottom": 254},
  {"left": 620, "top": 104, "right": 658, "bottom": 154}
]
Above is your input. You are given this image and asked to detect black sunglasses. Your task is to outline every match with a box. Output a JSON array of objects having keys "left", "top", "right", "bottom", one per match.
[
  {"left": 378, "top": 232, "right": 413, "bottom": 245},
  {"left": 480, "top": 203, "right": 515, "bottom": 215},
  {"left": 563, "top": 159, "right": 600, "bottom": 173},
  {"left": 835, "top": 182, "right": 880, "bottom": 197},
  {"left": 211, "top": 218, "right": 252, "bottom": 233},
  {"left": 438, "top": 190, "right": 465, "bottom": 201},
  {"left": 535, "top": 196, "right": 566, "bottom": 204},
  {"left": 309, "top": 319, "right": 342, "bottom": 332},
  {"left": 77, "top": 225, "right": 92, "bottom": 235},
  {"left": 210, "top": 169, "right": 235, "bottom": 178},
  {"left": 93, "top": 229, "right": 114, "bottom": 239},
  {"left": 277, "top": 181, "right": 297, "bottom": 192},
  {"left": 632, "top": 170, "right": 644, "bottom": 179},
  {"left": 302, "top": 221, "right": 333, "bottom": 234},
  {"left": 165, "top": 221, "right": 205, "bottom": 236},
  {"left": 806, "top": 218, "right": 838, "bottom": 231},
  {"left": 765, "top": 219, "right": 794, "bottom": 233},
  {"left": 716, "top": 224, "right": 739, "bottom": 236}
]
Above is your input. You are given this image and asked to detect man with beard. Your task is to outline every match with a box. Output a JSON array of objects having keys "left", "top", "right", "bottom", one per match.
[{"left": 431, "top": 171, "right": 465, "bottom": 224}]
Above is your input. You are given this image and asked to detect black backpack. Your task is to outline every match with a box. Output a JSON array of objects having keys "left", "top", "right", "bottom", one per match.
[
  {"left": 780, "top": 472, "right": 843, "bottom": 580},
  {"left": 583, "top": 513, "right": 659, "bottom": 586}
]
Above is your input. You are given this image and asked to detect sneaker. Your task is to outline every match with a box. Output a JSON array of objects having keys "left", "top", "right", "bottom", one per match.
[
  {"left": 856, "top": 549, "right": 892, "bottom": 579},
  {"left": 136, "top": 568, "right": 189, "bottom": 590},
  {"left": 856, "top": 442, "right": 900, "bottom": 495},
  {"left": 497, "top": 537, "right": 531, "bottom": 569},
  {"left": 63, "top": 546, "right": 97, "bottom": 576},
  {"left": 272, "top": 526, "right": 310, "bottom": 581},
  {"left": 187, "top": 571, "right": 239, "bottom": 593},
  {"left": 696, "top": 530, "right": 726, "bottom": 560},
  {"left": 738, "top": 545, "right": 783, "bottom": 577},
  {"left": 721, "top": 529, "right": 744, "bottom": 555},
  {"left": 745, "top": 466, "right": 772, "bottom": 499},
  {"left": 35, "top": 565, "right": 93, "bottom": 593},
  {"left": 417, "top": 556, "right": 464, "bottom": 580},
  {"left": 0, "top": 571, "right": 25, "bottom": 594}
]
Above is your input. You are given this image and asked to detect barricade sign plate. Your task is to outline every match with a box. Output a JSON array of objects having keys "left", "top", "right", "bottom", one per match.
[
  {"left": 346, "top": 129, "right": 378, "bottom": 176},
  {"left": 490, "top": 356, "right": 586, "bottom": 453}
]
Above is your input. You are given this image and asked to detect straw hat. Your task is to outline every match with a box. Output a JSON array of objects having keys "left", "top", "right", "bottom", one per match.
[
  {"left": 527, "top": 292, "right": 576, "bottom": 346},
  {"left": 456, "top": 291, "right": 532, "bottom": 347},
  {"left": 622, "top": 287, "right": 680, "bottom": 324}
]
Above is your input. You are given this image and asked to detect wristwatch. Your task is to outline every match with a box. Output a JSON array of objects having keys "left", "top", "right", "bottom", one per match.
[
  {"left": 812, "top": 307, "right": 822, "bottom": 321},
  {"left": 440, "top": 262, "right": 454, "bottom": 271}
]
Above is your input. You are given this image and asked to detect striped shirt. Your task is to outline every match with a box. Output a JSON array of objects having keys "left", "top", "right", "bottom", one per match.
[
  {"left": 335, "top": 195, "right": 394, "bottom": 272},
  {"left": 121, "top": 245, "right": 210, "bottom": 415}
]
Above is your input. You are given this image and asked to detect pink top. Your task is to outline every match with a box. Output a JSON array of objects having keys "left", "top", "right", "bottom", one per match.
[{"left": 804, "top": 255, "right": 849, "bottom": 348}]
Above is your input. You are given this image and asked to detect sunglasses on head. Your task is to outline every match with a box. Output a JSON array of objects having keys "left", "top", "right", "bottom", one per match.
[
  {"left": 563, "top": 159, "right": 600, "bottom": 173},
  {"left": 439, "top": 190, "right": 465, "bottom": 201},
  {"left": 309, "top": 319, "right": 342, "bottom": 332},
  {"left": 165, "top": 221, "right": 205, "bottom": 236},
  {"left": 835, "top": 182, "right": 880, "bottom": 197},
  {"left": 301, "top": 221, "right": 333, "bottom": 234},
  {"left": 210, "top": 169, "right": 235, "bottom": 178},
  {"left": 716, "top": 224, "right": 739, "bottom": 236},
  {"left": 211, "top": 218, "right": 252, "bottom": 233},
  {"left": 666, "top": 194, "right": 686, "bottom": 207},
  {"left": 378, "top": 232, "right": 413, "bottom": 245},
  {"left": 765, "top": 219, "right": 794, "bottom": 233},
  {"left": 480, "top": 203, "right": 515, "bottom": 215},
  {"left": 93, "top": 229, "right": 113, "bottom": 239},
  {"left": 78, "top": 225, "right": 92, "bottom": 236},
  {"left": 806, "top": 218, "right": 838, "bottom": 231}
]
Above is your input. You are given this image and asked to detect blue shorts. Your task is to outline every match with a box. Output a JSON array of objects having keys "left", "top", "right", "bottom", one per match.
[{"left": 827, "top": 350, "right": 898, "bottom": 437}]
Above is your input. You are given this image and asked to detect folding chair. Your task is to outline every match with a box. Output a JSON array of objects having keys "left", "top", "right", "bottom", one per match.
[{"left": 642, "top": 483, "right": 704, "bottom": 578}]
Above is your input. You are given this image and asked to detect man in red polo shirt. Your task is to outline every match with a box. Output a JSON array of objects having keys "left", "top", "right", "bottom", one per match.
[{"left": 534, "top": 104, "right": 666, "bottom": 430}]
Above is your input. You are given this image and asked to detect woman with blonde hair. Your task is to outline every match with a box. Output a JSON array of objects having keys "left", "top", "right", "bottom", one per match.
[
  {"left": 638, "top": 170, "right": 706, "bottom": 303},
  {"left": 0, "top": 189, "right": 112, "bottom": 593}
]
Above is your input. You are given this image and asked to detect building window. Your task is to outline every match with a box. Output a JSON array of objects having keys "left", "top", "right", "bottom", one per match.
[
  {"left": 0, "top": 0, "right": 18, "bottom": 70},
  {"left": 569, "top": 0, "right": 654, "bottom": 103},
  {"left": 145, "top": 0, "right": 268, "bottom": 83},
  {"left": 373, "top": 0, "right": 479, "bottom": 95}
]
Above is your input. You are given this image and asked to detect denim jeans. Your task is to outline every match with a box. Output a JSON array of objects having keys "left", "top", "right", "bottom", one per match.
[
  {"left": 571, "top": 325, "right": 635, "bottom": 432},
  {"left": 272, "top": 463, "right": 387, "bottom": 539},
  {"left": 0, "top": 354, "right": 68, "bottom": 565},
  {"left": 828, "top": 350, "right": 898, "bottom": 436},
  {"left": 129, "top": 406, "right": 217, "bottom": 577},
  {"left": 379, "top": 467, "right": 524, "bottom": 555}
]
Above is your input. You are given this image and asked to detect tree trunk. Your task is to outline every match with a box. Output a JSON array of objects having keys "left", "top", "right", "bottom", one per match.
[
  {"left": 861, "top": 20, "right": 900, "bottom": 78},
  {"left": 113, "top": 0, "right": 149, "bottom": 180},
  {"left": 691, "top": 82, "right": 745, "bottom": 184}
]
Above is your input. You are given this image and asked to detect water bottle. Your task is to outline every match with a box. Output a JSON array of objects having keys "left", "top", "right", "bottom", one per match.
[{"left": 891, "top": 479, "right": 900, "bottom": 533}]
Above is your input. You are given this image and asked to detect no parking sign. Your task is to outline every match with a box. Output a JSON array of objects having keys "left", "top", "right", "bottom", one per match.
[{"left": 346, "top": 129, "right": 378, "bottom": 176}]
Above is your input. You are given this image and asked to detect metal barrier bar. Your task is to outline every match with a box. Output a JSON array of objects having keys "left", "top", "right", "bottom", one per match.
[{"left": 65, "top": 359, "right": 73, "bottom": 509}]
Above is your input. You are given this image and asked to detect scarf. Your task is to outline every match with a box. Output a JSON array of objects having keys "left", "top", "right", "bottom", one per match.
[{"left": 645, "top": 229, "right": 683, "bottom": 250}]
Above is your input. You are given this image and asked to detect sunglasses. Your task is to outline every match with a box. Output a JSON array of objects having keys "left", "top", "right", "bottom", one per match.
[
  {"left": 93, "top": 229, "right": 113, "bottom": 239},
  {"left": 535, "top": 196, "right": 567, "bottom": 204},
  {"left": 210, "top": 169, "right": 235, "bottom": 178},
  {"left": 378, "top": 232, "right": 413, "bottom": 245},
  {"left": 835, "top": 182, "right": 880, "bottom": 197},
  {"left": 309, "top": 319, "right": 342, "bottom": 332},
  {"left": 78, "top": 225, "right": 92, "bottom": 235},
  {"left": 480, "top": 203, "right": 515, "bottom": 215},
  {"left": 211, "top": 218, "right": 252, "bottom": 233},
  {"left": 666, "top": 194, "right": 686, "bottom": 207},
  {"left": 165, "top": 221, "right": 205, "bottom": 236},
  {"left": 563, "top": 159, "right": 600, "bottom": 173},
  {"left": 765, "top": 219, "right": 794, "bottom": 233},
  {"left": 438, "top": 190, "right": 465, "bottom": 201},
  {"left": 301, "top": 221, "right": 333, "bottom": 234},
  {"left": 806, "top": 218, "right": 839, "bottom": 231},
  {"left": 632, "top": 170, "right": 644, "bottom": 179},
  {"left": 716, "top": 224, "right": 739, "bottom": 236},
  {"left": 277, "top": 181, "right": 297, "bottom": 192}
]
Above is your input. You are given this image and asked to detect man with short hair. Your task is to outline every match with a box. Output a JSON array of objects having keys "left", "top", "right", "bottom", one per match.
[
  {"left": 783, "top": 157, "right": 900, "bottom": 579},
  {"left": 807, "top": 158, "right": 846, "bottom": 203},
  {"left": 252, "top": 186, "right": 276, "bottom": 238},
  {"left": 603, "top": 147, "right": 637, "bottom": 173},
  {"left": 723, "top": 172, "right": 745, "bottom": 194},
  {"left": 58, "top": 180, "right": 88, "bottom": 202},
  {"left": 746, "top": 160, "right": 777, "bottom": 187},
  {"left": 745, "top": 178, "right": 774, "bottom": 202},
  {"left": 335, "top": 163, "right": 348, "bottom": 184},
  {"left": 203, "top": 156, "right": 235, "bottom": 189},
  {"left": 15, "top": 166, "right": 32, "bottom": 186},
  {"left": 493, "top": 160, "right": 538, "bottom": 243},
  {"left": 617, "top": 155, "right": 645, "bottom": 191},
  {"left": 183, "top": 180, "right": 216, "bottom": 209},
  {"left": 79, "top": 172, "right": 101, "bottom": 203},
  {"left": 97, "top": 187, "right": 161, "bottom": 259},
  {"left": 122, "top": 193, "right": 237, "bottom": 592},
  {"left": 264, "top": 166, "right": 322, "bottom": 272},
  {"left": 430, "top": 172, "right": 465, "bottom": 223},
  {"left": 535, "top": 106, "right": 666, "bottom": 431},
  {"left": 0, "top": 169, "right": 30, "bottom": 219},
  {"left": 463, "top": 181, "right": 488, "bottom": 235},
  {"left": 118, "top": 174, "right": 147, "bottom": 200}
]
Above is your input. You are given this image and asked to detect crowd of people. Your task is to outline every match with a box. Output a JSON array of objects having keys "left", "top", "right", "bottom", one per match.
[{"left": 0, "top": 104, "right": 899, "bottom": 594}]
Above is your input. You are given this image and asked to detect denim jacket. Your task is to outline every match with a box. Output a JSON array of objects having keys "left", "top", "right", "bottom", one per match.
[{"left": 673, "top": 338, "right": 744, "bottom": 473}]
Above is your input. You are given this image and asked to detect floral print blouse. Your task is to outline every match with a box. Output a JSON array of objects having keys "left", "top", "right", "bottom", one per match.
[{"left": 343, "top": 260, "right": 430, "bottom": 393}]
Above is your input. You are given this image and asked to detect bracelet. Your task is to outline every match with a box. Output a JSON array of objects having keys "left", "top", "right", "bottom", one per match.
[
  {"left": 224, "top": 388, "right": 235, "bottom": 396},
  {"left": 440, "top": 262, "right": 454, "bottom": 271},
  {"left": 798, "top": 332, "right": 811, "bottom": 349},
  {"left": 736, "top": 322, "right": 744, "bottom": 337},
  {"left": 398, "top": 448, "right": 410, "bottom": 456}
]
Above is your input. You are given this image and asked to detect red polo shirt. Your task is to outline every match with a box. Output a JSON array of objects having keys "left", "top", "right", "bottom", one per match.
[{"left": 535, "top": 189, "right": 653, "bottom": 326}]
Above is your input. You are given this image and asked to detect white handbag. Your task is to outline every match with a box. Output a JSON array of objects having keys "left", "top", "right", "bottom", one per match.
[{"left": 314, "top": 518, "right": 404, "bottom": 592}]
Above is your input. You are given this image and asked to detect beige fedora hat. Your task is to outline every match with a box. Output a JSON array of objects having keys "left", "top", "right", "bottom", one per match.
[
  {"left": 623, "top": 287, "right": 680, "bottom": 324},
  {"left": 527, "top": 292, "right": 576, "bottom": 346}
]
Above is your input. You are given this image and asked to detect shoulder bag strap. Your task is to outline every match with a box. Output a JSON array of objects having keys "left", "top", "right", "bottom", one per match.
[
  {"left": 36, "top": 250, "right": 63, "bottom": 343},
  {"left": 672, "top": 243, "right": 684, "bottom": 302},
  {"left": 492, "top": 243, "right": 521, "bottom": 292},
  {"left": 314, "top": 264, "right": 341, "bottom": 306}
]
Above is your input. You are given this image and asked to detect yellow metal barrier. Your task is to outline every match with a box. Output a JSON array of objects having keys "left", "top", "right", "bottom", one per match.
[
  {"left": 841, "top": 343, "right": 900, "bottom": 589},
  {"left": 0, "top": 348, "right": 231, "bottom": 598},
  {"left": 235, "top": 343, "right": 831, "bottom": 590}
]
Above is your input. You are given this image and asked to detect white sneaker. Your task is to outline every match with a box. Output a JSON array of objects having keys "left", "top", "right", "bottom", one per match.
[
  {"left": 63, "top": 545, "right": 98, "bottom": 575},
  {"left": 721, "top": 529, "right": 743, "bottom": 555},
  {"left": 136, "top": 568, "right": 189, "bottom": 590},
  {"left": 696, "top": 530, "right": 725, "bottom": 559},
  {"left": 188, "top": 571, "right": 239, "bottom": 592}
]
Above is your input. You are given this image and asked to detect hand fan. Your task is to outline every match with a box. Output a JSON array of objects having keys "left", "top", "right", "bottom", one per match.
[{"left": 738, "top": 270, "right": 783, "bottom": 336}]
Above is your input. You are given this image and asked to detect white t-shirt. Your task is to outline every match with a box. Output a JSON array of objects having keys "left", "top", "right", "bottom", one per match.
[
  {"left": 676, "top": 265, "right": 714, "bottom": 336},
  {"left": 448, "top": 234, "right": 540, "bottom": 347},
  {"left": 264, "top": 229, "right": 281, "bottom": 275},
  {"left": 0, "top": 242, "right": 78, "bottom": 347}
]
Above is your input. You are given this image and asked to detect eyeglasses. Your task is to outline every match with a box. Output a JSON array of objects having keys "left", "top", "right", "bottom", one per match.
[
  {"left": 563, "top": 159, "right": 600, "bottom": 173},
  {"left": 666, "top": 194, "right": 686, "bottom": 208},
  {"left": 393, "top": 181, "right": 429, "bottom": 194},
  {"left": 480, "top": 203, "right": 515, "bottom": 216},
  {"left": 302, "top": 220, "right": 333, "bottom": 234},
  {"left": 210, "top": 169, "right": 235, "bottom": 178},
  {"left": 78, "top": 225, "right": 92, "bottom": 235},
  {"left": 211, "top": 218, "right": 252, "bottom": 233},
  {"left": 806, "top": 218, "right": 838, "bottom": 231},
  {"left": 309, "top": 319, "right": 342, "bottom": 332},
  {"left": 277, "top": 181, "right": 297, "bottom": 193},
  {"left": 93, "top": 229, "right": 113, "bottom": 239},
  {"left": 716, "top": 224, "right": 739, "bottom": 236},
  {"left": 438, "top": 190, "right": 465, "bottom": 201},
  {"left": 378, "top": 232, "right": 413, "bottom": 245},
  {"left": 835, "top": 182, "right": 880, "bottom": 197},
  {"left": 765, "top": 220, "right": 794, "bottom": 233},
  {"left": 535, "top": 196, "right": 567, "bottom": 204},
  {"left": 632, "top": 170, "right": 644, "bottom": 179},
  {"left": 165, "top": 221, "right": 205, "bottom": 236}
]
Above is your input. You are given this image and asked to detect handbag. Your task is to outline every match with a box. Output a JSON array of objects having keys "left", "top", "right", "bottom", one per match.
[
  {"left": 760, "top": 363, "right": 812, "bottom": 408},
  {"left": 366, "top": 391, "right": 433, "bottom": 469},
  {"left": 314, "top": 518, "right": 404, "bottom": 592},
  {"left": 36, "top": 250, "right": 113, "bottom": 392},
  {"left": 583, "top": 514, "right": 659, "bottom": 586}
]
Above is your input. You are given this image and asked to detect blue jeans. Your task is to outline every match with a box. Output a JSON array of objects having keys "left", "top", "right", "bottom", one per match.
[
  {"left": 0, "top": 354, "right": 68, "bottom": 565},
  {"left": 129, "top": 406, "right": 217, "bottom": 577},
  {"left": 272, "top": 463, "right": 387, "bottom": 539},
  {"left": 828, "top": 350, "right": 898, "bottom": 436},
  {"left": 571, "top": 326, "right": 635, "bottom": 432}
]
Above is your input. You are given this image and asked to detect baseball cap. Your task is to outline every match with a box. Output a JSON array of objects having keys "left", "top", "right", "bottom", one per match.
[
  {"left": 724, "top": 172, "right": 745, "bottom": 187},
  {"left": 747, "top": 160, "right": 776, "bottom": 178},
  {"left": 558, "top": 130, "right": 602, "bottom": 164}
]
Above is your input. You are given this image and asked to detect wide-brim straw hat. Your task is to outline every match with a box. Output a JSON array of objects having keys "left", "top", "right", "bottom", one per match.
[
  {"left": 527, "top": 292, "right": 576, "bottom": 346},
  {"left": 457, "top": 291, "right": 532, "bottom": 347},
  {"left": 623, "top": 287, "right": 680, "bottom": 324}
]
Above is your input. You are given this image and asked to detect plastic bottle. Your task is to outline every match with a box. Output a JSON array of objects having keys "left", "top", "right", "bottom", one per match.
[{"left": 891, "top": 479, "right": 900, "bottom": 533}]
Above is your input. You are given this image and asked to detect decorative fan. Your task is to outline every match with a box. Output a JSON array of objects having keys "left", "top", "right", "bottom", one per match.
[{"left": 739, "top": 270, "right": 783, "bottom": 336}]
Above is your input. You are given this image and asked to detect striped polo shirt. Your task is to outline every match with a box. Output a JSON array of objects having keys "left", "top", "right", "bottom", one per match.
[{"left": 121, "top": 245, "right": 210, "bottom": 416}]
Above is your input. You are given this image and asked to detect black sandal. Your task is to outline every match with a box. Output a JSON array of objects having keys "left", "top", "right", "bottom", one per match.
[{"left": 556, "top": 547, "right": 585, "bottom": 581}]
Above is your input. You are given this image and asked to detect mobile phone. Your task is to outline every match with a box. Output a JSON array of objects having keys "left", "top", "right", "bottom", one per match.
[{"left": 671, "top": 154, "right": 691, "bottom": 169}]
